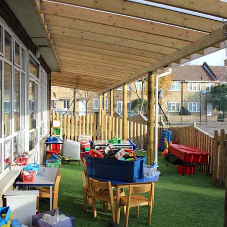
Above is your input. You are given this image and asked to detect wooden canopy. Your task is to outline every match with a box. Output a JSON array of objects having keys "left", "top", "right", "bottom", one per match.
[{"left": 34, "top": 0, "right": 227, "bottom": 93}]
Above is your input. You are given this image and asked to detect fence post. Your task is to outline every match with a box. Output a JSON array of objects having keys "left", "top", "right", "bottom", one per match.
[
  {"left": 219, "top": 129, "right": 225, "bottom": 187},
  {"left": 212, "top": 130, "right": 219, "bottom": 186},
  {"left": 63, "top": 114, "right": 67, "bottom": 139},
  {"left": 67, "top": 115, "right": 71, "bottom": 140},
  {"left": 74, "top": 116, "right": 78, "bottom": 141},
  {"left": 71, "top": 116, "right": 74, "bottom": 140},
  {"left": 86, "top": 114, "right": 89, "bottom": 135}
]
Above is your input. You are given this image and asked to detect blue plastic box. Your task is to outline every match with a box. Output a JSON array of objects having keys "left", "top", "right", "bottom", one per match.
[
  {"left": 11, "top": 219, "right": 21, "bottom": 227},
  {"left": 47, "top": 137, "right": 59, "bottom": 142},
  {"left": 0, "top": 206, "right": 11, "bottom": 226},
  {"left": 86, "top": 155, "right": 146, "bottom": 182}
]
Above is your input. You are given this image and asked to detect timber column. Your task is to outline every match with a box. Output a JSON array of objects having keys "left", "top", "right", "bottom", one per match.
[
  {"left": 147, "top": 72, "right": 155, "bottom": 164},
  {"left": 110, "top": 89, "right": 114, "bottom": 117},
  {"left": 123, "top": 84, "right": 128, "bottom": 141}
]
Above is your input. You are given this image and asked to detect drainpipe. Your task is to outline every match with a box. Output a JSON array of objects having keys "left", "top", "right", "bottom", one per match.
[{"left": 154, "top": 69, "right": 172, "bottom": 164}]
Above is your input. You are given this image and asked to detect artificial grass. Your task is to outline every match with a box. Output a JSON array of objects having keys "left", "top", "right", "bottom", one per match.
[{"left": 40, "top": 151, "right": 224, "bottom": 227}]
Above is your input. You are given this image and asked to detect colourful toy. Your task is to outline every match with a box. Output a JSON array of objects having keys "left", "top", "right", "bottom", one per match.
[{"left": 161, "top": 138, "right": 172, "bottom": 157}]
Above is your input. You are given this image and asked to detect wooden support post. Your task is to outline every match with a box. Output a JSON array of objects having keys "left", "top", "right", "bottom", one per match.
[
  {"left": 67, "top": 115, "right": 71, "bottom": 139},
  {"left": 123, "top": 84, "right": 127, "bottom": 141},
  {"left": 110, "top": 89, "right": 114, "bottom": 117},
  {"left": 86, "top": 114, "right": 89, "bottom": 135},
  {"left": 59, "top": 114, "right": 62, "bottom": 138},
  {"left": 63, "top": 114, "right": 67, "bottom": 139},
  {"left": 82, "top": 115, "right": 86, "bottom": 135},
  {"left": 115, "top": 117, "right": 118, "bottom": 137},
  {"left": 90, "top": 114, "right": 93, "bottom": 137},
  {"left": 71, "top": 116, "right": 74, "bottom": 140},
  {"left": 119, "top": 118, "right": 122, "bottom": 139},
  {"left": 147, "top": 72, "right": 155, "bottom": 164},
  {"left": 108, "top": 116, "right": 112, "bottom": 140},
  {"left": 103, "top": 93, "right": 107, "bottom": 140},
  {"left": 218, "top": 129, "right": 225, "bottom": 187},
  {"left": 78, "top": 116, "right": 81, "bottom": 136},
  {"left": 103, "top": 93, "right": 107, "bottom": 116},
  {"left": 93, "top": 114, "right": 96, "bottom": 140},
  {"left": 97, "top": 113, "right": 100, "bottom": 140},
  {"left": 74, "top": 116, "right": 78, "bottom": 141},
  {"left": 212, "top": 130, "right": 219, "bottom": 186},
  {"left": 112, "top": 116, "right": 115, "bottom": 138}
]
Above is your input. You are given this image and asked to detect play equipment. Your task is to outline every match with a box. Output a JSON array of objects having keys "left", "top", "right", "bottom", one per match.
[
  {"left": 160, "top": 129, "right": 172, "bottom": 151},
  {"left": 161, "top": 138, "right": 170, "bottom": 157}
]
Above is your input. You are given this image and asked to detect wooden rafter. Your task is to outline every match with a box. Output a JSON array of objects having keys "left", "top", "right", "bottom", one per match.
[
  {"left": 49, "top": 0, "right": 221, "bottom": 32},
  {"left": 42, "top": 1, "right": 207, "bottom": 42},
  {"left": 145, "top": 0, "right": 227, "bottom": 19}
]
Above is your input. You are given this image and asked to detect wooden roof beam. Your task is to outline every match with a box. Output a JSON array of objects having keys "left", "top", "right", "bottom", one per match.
[
  {"left": 101, "top": 26, "right": 227, "bottom": 93},
  {"left": 145, "top": 0, "right": 227, "bottom": 19},
  {"left": 50, "top": 0, "right": 221, "bottom": 32},
  {"left": 42, "top": 1, "right": 207, "bottom": 41}
]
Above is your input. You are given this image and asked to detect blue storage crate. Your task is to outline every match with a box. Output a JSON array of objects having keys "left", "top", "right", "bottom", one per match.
[
  {"left": 24, "top": 163, "right": 40, "bottom": 175},
  {"left": 85, "top": 155, "right": 146, "bottom": 182},
  {"left": 0, "top": 206, "right": 11, "bottom": 226},
  {"left": 47, "top": 137, "right": 59, "bottom": 142},
  {"left": 11, "top": 219, "right": 20, "bottom": 227},
  {"left": 160, "top": 129, "right": 172, "bottom": 151}
]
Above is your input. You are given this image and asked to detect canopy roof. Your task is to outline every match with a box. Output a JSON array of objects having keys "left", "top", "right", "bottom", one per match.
[{"left": 33, "top": 0, "right": 227, "bottom": 92}]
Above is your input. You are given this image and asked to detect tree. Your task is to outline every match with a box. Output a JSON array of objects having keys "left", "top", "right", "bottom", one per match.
[
  {"left": 210, "top": 84, "right": 227, "bottom": 118},
  {"left": 131, "top": 99, "right": 148, "bottom": 114},
  {"left": 77, "top": 90, "right": 94, "bottom": 115}
]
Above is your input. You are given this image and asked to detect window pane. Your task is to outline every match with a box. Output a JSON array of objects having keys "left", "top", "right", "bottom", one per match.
[
  {"left": 0, "top": 144, "right": 2, "bottom": 174},
  {"left": 29, "top": 81, "right": 36, "bottom": 130},
  {"left": 4, "top": 140, "right": 11, "bottom": 169},
  {"left": 21, "top": 73, "right": 25, "bottom": 129},
  {"left": 0, "top": 26, "right": 2, "bottom": 53},
  {"left": 4, "top": 63, "right": 11, "bottom": 136},
  {"left": 51, "top": 100, "right": 55, "bottom": 109},
  {"left": 22, "top": 49, "right": 26, "bottom": 71},
  {"left": 29, "top": 56, "right": 38, "bottom": 77},
  {"left": 29, "top": 131, "right": 35, "bottom": 151},
  {"left": 14, "top": 70, "right": 20, "bottom": 132},
  {"left": 5, "top": 30, "right": 12, "bottom": 61},
  {"left": 0, "top": 61, "right": 2, "bottom": 137},
  {"left": 15, "top": 41, "right": 20, "bottom": 65},
  {"left": 13, "top": 136, "right": 19, "bottom": 160}
]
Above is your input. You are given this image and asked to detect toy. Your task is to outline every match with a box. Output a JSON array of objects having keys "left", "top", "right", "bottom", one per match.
[{"left": 161, "top": 138, "right": 172, "bottom": 157}]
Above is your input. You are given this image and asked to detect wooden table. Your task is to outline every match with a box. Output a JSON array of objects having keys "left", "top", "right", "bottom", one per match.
[
  {"left": 15, "top": 167, "right": 59, "bottom": 210},
  {"left": 91, "top": 174, "right": 159, "bottom": 224}
]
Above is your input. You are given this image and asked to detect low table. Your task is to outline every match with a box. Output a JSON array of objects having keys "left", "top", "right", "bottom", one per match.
[
  {"left": 15, "top": 167, "right": 59, "bottom": 210},
  {"left": 93, "top": 140, "right": 133, "bottom": 150}
]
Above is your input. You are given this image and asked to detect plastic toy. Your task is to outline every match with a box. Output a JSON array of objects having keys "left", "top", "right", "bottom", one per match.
[{"left": 161, "top": 138, "right": 172, "bottom": 157}]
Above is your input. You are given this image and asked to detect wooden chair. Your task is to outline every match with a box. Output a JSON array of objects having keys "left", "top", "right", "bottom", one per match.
[
  {"left": 82, "top": 170, "right": 92, "bottom": 212},
  {"left": 90, "top": 178, "right": 116, "bottom": 223},
  {"left": 37, "top": 172, "right": 62, "bottom": 210},
  {"left": 120, "top": 183, "right": 154, "bottom": 227}
]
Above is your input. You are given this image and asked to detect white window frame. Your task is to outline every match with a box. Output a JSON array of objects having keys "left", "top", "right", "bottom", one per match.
[
  {"left": 188, "top": 102, "right": 200, "bottom": 112},
  {"left": 62, "top": 99, "right": 70, "bottom": 110},
  {"left": 170, "top": 82, "right": 180, "bottom": 91},
  {"left": 167, "top": 102, "right": 180, "bottom": 112},
  {"left": 93, "top": 98, "right": 99, "bottom": 109},
  {"left": 188, "top": 83, "right": 201, "bottom": 92},
  {"left": 206, "top": 83, "right": 214, "bottom": 92},
  {"left": 117, "top": 84, "right": 131, "bottom": 91},
  {"left": 117, "top": 101, "right": 122, "bottom": 112},
  {"left": 136, "top": 82, "right": 142, "bottom": 90}
]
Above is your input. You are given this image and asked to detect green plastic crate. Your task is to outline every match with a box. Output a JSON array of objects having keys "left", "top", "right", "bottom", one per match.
[
  {"left": 46, "top": 162, "right": 61, "bottom": 168},
  {"left": 52, "top": 127, "right": 60, "bottom": 136},
  {"left": 108, "top": 136, "right": 121, "bottom": 144}
]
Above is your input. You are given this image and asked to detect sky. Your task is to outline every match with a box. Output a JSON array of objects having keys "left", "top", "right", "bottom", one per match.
[{"left": 186, "top": 49, "right": 227, "bottom": 66}]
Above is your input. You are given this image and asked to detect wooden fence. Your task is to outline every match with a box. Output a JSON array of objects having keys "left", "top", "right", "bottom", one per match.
[{"left": 51, "top": 110, "right": 148, "bottom": 150}]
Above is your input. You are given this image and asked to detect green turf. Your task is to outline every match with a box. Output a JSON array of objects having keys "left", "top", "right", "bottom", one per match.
[{"left": 40, "top": 152, "right": 224, "bottom": 227}]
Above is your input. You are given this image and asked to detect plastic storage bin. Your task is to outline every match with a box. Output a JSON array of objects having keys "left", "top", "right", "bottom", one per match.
[
  {"left": 22, "top": 171, "right": 36, "bottom": 182},
  {"left": 108, "top": 136, "right": 121, "bottom": 144},
  {"left": 15, "top": 157, "right": 28, "bottom": 166},
  {"left": 47, "top": 137, "right": 59, "bottom": 142},
  {"left": 178, "top": 165, "right": 195, "bottom": 175},
  {"left": 144, "top": 165, "right": 157, "bottom": 178},
  {"left": 10, "top": 219, "right": 20, "bottom": 227},
  {"left": 24, "top": 163, "right": 40, "bottom": 175},
  {"left": 0, "top": 207, "right": 11, "bottom": 227},
  {"left": 32, "top": 209, "right": 75, "bottom": 227},
  {"left": 46, "top": 160, "right": 61, "bottom": 168},
  {"left": 86, "top": 155, "right": 146, "bottom": 182}
]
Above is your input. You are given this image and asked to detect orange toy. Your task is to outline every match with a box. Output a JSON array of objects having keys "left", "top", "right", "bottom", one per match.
[{"left": 161, "top": 138, "right": 172, "bottom": 157}]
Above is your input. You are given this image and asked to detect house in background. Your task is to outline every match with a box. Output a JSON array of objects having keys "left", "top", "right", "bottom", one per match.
[
  {"left": 161, "top": 64, "right": 227, "bottom": 117},
  {"left": 51, "top": 81, "right": 145, "bottom": 116}
]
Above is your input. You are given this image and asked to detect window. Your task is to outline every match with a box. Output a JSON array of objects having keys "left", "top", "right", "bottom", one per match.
[
  {"left": 188, "top": 102, "right": 200, "bottom": 112},
  {"left": 51, "top": 100, "right": 56, "bottom": 109},
  {"left": 21, "top": 73, "right": 25, "bottom": 130},
  {"left": 167, "top": 102, "right": 180, "bottom": 112},
  {"left": 14, "top": 41, "right": 20, "bottom": 66},
  {"left": 29, "top": 56, "right": 38, "bottom": 77},
  {"left": 0, "top": 61, "right": 2, "bottom": 138},
  {"left": 93, "top": 99, "right": 98, "bottom": 109},
  {"left": 136, "top": 82, "right": 142, "bottom": 90},
  {"left": 117, "top": 101, "right": 122, "bottom": 112},
  {"left": 4, "top": 63, "right": 11, "bottom": 137},
  {"left": 4, "top": 140, "right": 11, "bottom": 169},
  {"left": 206, "top": 83, "right": 214, "bottom": 92},
  {"left": 117, "top": 84, "right": 131, "bottom": 90},
  {"left": 127, "top": 102, "right": 131, "bottom": 111},
  {"left": 0, "top": 26, "right": 2, "bottom": 54},
  {"left": 13, "top": 136, "right": 20, "bottom": 161},
  {"left": 63, "top": 99, "right": 70, "bottom": 109},
  {"left": 14, "top": 70, "right": 20, "bottom": 132},
  {"left": 21, "top": 48, "right": 26, "bottom": 71},
  {"left": 0, "top": 144, "right": 2, "bottom": 174},
  {"left": 29, "top": 81, "right": 36, "bottom": 130},
  {"left": 170, "top": 82, "right": 180, "bottom": 91},
  {"left": 188, "top": 83, "right": 201, "bottom": 92},
  {"left": 105, "top": 99, "right": 108, "bottom": 109},
  {"left": 4, "top": 30, "right": 12, "bottom": 61}
]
